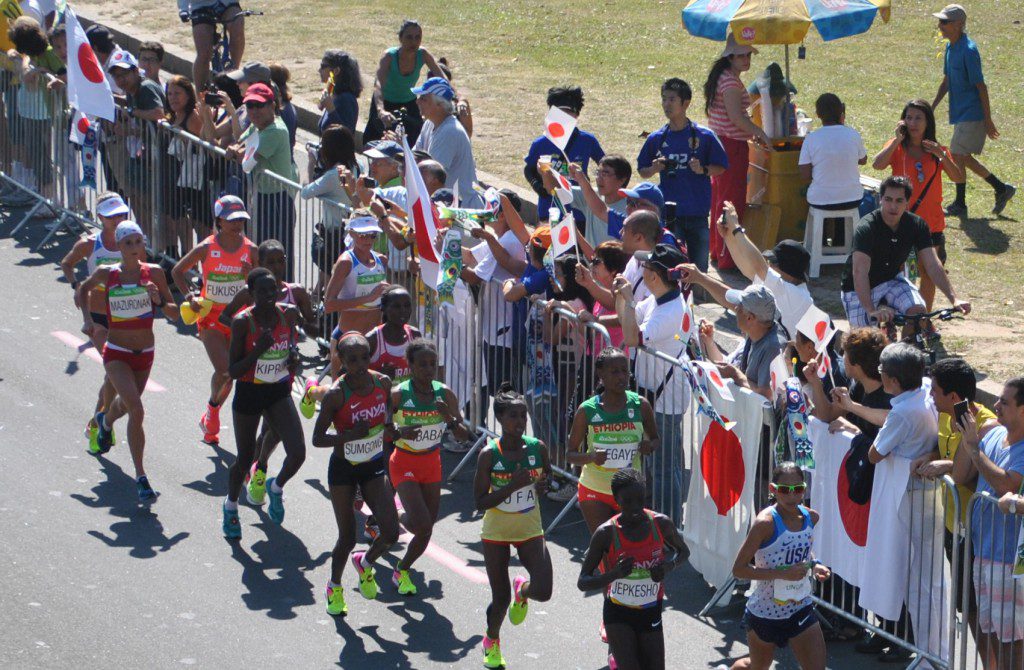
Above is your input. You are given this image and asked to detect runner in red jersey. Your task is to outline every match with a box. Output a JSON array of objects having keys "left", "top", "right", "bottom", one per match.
[
  {"left": 221, "top": 268, "right": 305, "bottom": 539},
  {"left": 79, "top": 222, "right": 179, "bottom": 502},
  {"left": 366, "top": 286, "right": 421, "bottom": 385},
  {"left": 172, "top": 195, "right": 258, "bottom": 445},
  {"left": 578, "top": 468, "right": 689, "bottom": 670}
]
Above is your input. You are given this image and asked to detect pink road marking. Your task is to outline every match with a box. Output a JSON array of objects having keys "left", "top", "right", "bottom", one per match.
[
  {"left": 355, "top": 495, "right": 489, "bottom": 586},
  {"left": 51, "top": 330, "right": 166, "bottom": 392}
]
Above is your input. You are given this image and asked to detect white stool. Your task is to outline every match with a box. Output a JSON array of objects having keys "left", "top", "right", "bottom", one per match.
[{"left": 803, "top": 206, "right": 859, "bottom": 278}]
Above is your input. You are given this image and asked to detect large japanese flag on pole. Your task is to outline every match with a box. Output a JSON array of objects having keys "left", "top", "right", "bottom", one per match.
[
  {"left": 65, "top": 7, "right": 115, "bottom": 121},
  {"left": 543, "top": 106, "right": 576, "bottom": 154},
  {"left": 402, "top": 133, "right": 441, "bottom": 286}
]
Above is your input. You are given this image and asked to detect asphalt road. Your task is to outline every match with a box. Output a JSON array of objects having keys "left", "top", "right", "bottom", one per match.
[{"left": 0, "top": 207, "right": 882, "bottom": 669}]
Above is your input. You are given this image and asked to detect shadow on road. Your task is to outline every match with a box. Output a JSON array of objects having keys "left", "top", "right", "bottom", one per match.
[
  {"left": 182, "top": 441, "right": 234, "bottom": 498},
  {"left": 70, "top": 456, "right": 190, "bottom": 558}
]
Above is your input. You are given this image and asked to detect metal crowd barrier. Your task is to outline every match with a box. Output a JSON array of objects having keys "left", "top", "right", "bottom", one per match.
[{"left": 960, "top": 492, "right": 1024, "bottom": 670}]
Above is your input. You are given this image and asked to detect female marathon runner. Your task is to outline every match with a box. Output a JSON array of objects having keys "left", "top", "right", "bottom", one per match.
[
  {"left": 222, "top": 268, "right": 306, "bottom": 539},
  {"left": 473, "top": 383, "right": 554, "bottom": 669},
  {"left": 61, "top": 192, "right": 127, "bottom": 451},
  {"left": 313, "top": 332, "right": 400, "bottom": 616},
  {"left": 366, "top": 286, "right": 421, "bottom": 386},
  {"left": 172, "top": 195, "right": 258, "bottom": 446},
  {"left": 323, "top": 211, "right": 390, "bottom": 336},
  {"left": 577, "top": 468, "right": 689, "bottom": 670},
  {"left": 390, "top": 339, "right": 468, "bottom": 595},
  {"left": 217, "top": 239, "right": 319, "bottom": 506},
  {"left": 78, "top": 221, "right": 179, "bottom": 502},
  {"left": 726, "top": 462, "right": 831, "bottom": 670},
  {"left": 567, "top": 347, "right": 659, "bottom": 535}
]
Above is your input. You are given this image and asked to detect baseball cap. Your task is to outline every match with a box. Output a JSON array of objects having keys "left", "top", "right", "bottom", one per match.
[
  {"left": 114, "top": 221, "right": 145, "bottom": 244},
  {"left": 762, "top": 239, "right": 810, "bottom": 282},
  {"left": 85, "top": 24, "right": 116, "bottom": 53},
  {"left": 227, "top": 61, "right": 272, "bottom": 84},
  {"left": 634, "top": 243, "right": 688, "bottom": 272},
  {"left": 431, "top": 188, "right": 455, "bottom": 206},
  {"left": 411, "top": 77, "right": 455, "bottom": 101},
  {"left": 106, "top": 49, "right": 138, "bottom": 72},
  {"left": 242, "top": 83, "right": 275, "bottom": 105},
  {"left": 213, "top": 195, "right": 250, "bottom": 221},
  {"left": 363, "top": 140, "right": 404, "bottom": 161},
  {"left": 720, "top": 32, "right": 759, "bottom": 58},
  {"left": 530, "top": 225, "right": 552, "bottom": 249},
  {"left": 348, "top": 215, "right": 383, "bottom": 235},
  {"left": 725, "top": 285, "right": 780, "bottom": 323},
  {"left": 932, "top": 4, "right": 966, "bottom": 21},
  {"left": 619, "top": 182, "right": 666, "bottom": 215},
  {"left": 96, "top": 194, "right": 130, "bottom": 218}
]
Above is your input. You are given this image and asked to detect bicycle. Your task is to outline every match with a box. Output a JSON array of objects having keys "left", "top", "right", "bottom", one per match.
[
  {"left": 210, "top": 9, "right": 263, "bottom": 74},
  {"left": 879, "top": 306, "right": 965, "bottom": 364}
]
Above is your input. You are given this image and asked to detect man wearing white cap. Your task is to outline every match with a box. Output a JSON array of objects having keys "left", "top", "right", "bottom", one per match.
[{"left": 932, "top": 3, "right": 1015, "bottom": 217}]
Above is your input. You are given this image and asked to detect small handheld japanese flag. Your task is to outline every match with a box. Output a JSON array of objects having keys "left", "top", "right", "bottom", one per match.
[
  {"left": 543, "top": 106, "right": 576, "bottom": 154},
  {"left": 550, "top": 169, "right": 574, "bottom": 205},
  {"left": 796, "top": 304, "right": 836, "bottom": 354},
  {"left": 241, "top": 133, "right": 259, "bottom": 173},
  {"left": 64, "top": 7, "right": 115, "bottom": 122},
  {"left": 769, "top": 353, "right": 792, "bottom": 397},
  {"left": 694, "top": 361, "right": 735, "bottom": 402},
  {"left": 550, "top": 213, "right": 577, "bottom": 259}
]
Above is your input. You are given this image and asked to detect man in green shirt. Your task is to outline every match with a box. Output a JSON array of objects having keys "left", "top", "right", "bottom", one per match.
[{"left": 227, "top": 82, "right": 298, "bottom": 279}]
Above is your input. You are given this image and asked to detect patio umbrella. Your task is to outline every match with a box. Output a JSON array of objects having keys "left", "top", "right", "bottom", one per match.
[{"left": 682, "top": 0, "right": 891, "bottom": 46}]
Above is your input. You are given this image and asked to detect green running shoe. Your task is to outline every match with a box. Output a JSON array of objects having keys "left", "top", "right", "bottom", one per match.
[
  {"left": 508, "top": 575, "right": 528, "bottom": 625},
  {"left": 222, "top": 503, "right": 241, "bottom": 539},
  {"left": 86, "top": 422, "right": 100, "bottom": 455},
  {"left": 299, "top": 378, "right": 318, "bottom": 419},
  {"left": 325, "top": 582, "right": 347, "bottom": 616},
  {"left": 482, "top": 637, "right": 505, "bottom": 669},
  {"left": 246, "top": 464, "right": 267, "bottom": 506},
  {"left": 351, "top": 551, "right": 378, "bottom": 600},
  {"left": 393, "top": 569, "right": 417, "bottom": 596}
]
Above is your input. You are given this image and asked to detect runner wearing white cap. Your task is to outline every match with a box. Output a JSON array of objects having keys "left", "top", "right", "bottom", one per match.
[{"left": 323, "top": 209, "right": 390, "bottom": 335}]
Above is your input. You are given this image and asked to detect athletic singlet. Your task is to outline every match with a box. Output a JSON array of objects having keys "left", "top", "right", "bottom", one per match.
[
  {"left": 578, "top": 391, "right": 645, "bottom": 495},
  {"left": 106, "top": 265, "right": 155, "bottom": 331},
  {"left": 747, "top": 506, "right": 815, "bottom": 619},
  {"left": 332, "top": 374, "right": 388, "bottom": 464},
  {"left": 238, "top": 305, "right": 294, "bottom": 385},
  {"left": 606, "top": 510, "right": 666, "bottom": 609},
  {"left": 201, "top": 234, "right": 254, "bottom": 305},
  {"left": 338, "top": 249, "right": 386, "bottom": 310},
  {"left": 279, "top": 282, "right": 297, "bottom": 306},
  {"left": 481, "top": 436, "right": 545, "bottom": 543},
  {"left": 368, "top": 323, "right": 415, "bottom": 383},
  {"left": 86, "top": 233, "right": 122, "bottom": 291},
  {"left": 393, "top": 379, "right": 446, "bottom": 454},
  {"left": 381, "top": 46, "right": 425, "bottom": 104}
]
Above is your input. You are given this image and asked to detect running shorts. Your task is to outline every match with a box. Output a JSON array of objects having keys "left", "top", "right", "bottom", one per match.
[
  {"left": 328, "top": 453, "right": 386, "bottom": 488},
  {"left": 603, "top": 599, "right": 663, "bottom": 634},
  {"left": 232, "top": 380, "right": 292, "bottom": 416},
  {"left": 102, "top": 343, "right": 154, "bottom": 371},
  {"left": 389, "top": 448, "right": 442, "bottom": 487},
  {"left": 744, "top": 604, "right": 818, "bottom": 648},
  {"left": 578, "top": 482, "right": 620, "bottom": 511}
]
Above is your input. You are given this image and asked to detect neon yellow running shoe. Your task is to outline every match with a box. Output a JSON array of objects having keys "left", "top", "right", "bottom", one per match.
[
  {"left": 86, "top": 422, "right": 100, "bottom": 454},
  {"left": 325, "top": 582, "right": 347, "bottom": 616},
  {"left": 299, "top": 378, "right": 318, "bottom": 419},
  {"left": 392, "top": 569, "right": 417, "bottom": 596},
  {"left": 246, "top": 464, "right": 267, "bottom": 506},
  {"left": 508, "top": 575, "right": 528, "bottom": 625},
  {"left": 482, "top": 637, "right": 505, "bottom": 669},
  {"left": 351, "top": 551, "right": 378, "bottom": 600}
]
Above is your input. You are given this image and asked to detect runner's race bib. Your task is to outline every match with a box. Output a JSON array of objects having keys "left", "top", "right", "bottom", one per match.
[
  {"left": 344, "top": 425, "right": 385, "bottom": 464},
  {"left": 596, "top": 441, "right": 639, "bottom": 470},
  {"left": 773, "top": 572, "right": 811, "bottom": 605},
  {"left": 205, "top": 271, "right": 245, "bottom": 304},
  {"left": 497, "top": 482, "right": 537, "bottom": 514},
  {"left": 254, "top": 345, "right": 289, "bottom": 384},
  {"left": 399, "top": 421, "right": 446, "bottom": 452},
  {"left": 108, "top": 284, "right": 152, "bottom": 321},
  {"left": 609, "top": 569, "right": 660, "bottom": 608}
]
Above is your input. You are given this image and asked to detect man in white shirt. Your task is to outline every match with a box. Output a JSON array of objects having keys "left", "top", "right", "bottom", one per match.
[
  {"left": 614, "top": 243, "right": 692, "bottom": 525},
  {"left": 618, "top": 210, "right": 662, "bottom": 305},
  {"left": 412, "top": 77, "right": 482, "bottom": 208},
  {"left": 798, "top": 93, "right": 868, "bottom": 210}
]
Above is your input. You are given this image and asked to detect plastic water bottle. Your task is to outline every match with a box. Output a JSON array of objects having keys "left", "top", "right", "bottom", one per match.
[
  {"left": 907, "top": 248, "right": 919, "bottom": 282},
  {"left": 548, "top": 207, "right": 561, "bottom": 224}
]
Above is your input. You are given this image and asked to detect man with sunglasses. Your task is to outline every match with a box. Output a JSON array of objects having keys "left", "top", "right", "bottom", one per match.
[
  {"left": 228, "top": 83, "right": 298, "bottom": 277},
  {"left": 931, "top": 3, "right": 1015, "bottom": 217}
]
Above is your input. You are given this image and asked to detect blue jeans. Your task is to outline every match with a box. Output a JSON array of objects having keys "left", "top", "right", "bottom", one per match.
[
  {"left": 645, "top": 411, "right": 688, "bottom": 527},
  {"left": 671, "top": 214, "right": 710, "bottom": 272}
]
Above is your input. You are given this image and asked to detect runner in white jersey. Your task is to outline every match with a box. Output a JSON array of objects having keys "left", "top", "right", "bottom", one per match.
[
  {"left": 725, "top": 462, "right": 831, "bottom": 670},
  {"left": 324, "top": 211, "right": 390, "bottom": 336}
]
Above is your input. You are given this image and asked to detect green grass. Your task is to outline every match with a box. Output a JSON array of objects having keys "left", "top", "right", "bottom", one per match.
[{"left": 82, "top": 0, "right": 1024, "bottom": 379}]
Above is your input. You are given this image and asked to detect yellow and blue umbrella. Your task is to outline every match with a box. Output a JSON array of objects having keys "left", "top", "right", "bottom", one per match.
[{"left": 683, "top": 0, "right": 891, "bottom": 46}]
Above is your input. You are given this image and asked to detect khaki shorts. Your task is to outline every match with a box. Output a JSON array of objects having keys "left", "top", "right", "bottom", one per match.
[
  {"left": 973, "top": 558, "right": 1024, "bottom": 643},
  {"left": 950, "top": 120, "right": 987, "bottom": 155}
]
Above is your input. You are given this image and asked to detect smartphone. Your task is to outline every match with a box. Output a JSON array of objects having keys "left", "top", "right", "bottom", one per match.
[
  {"left": 953, "top": 400, "right": 970, "bottom": 427},
  {"left": 363, "top": 177, "right": 378, "bottom": 189}
]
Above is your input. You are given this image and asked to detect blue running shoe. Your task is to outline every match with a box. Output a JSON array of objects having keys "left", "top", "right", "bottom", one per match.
[
  {"left": 266, "top": 477, "right": 285, "bottom": 524},
  {"left": 223, "top": 503, "right": 241, "bottom": 539},
  {"left": 94, "top": 412, "right": 114, "bottom": 454},
  {"left": 136, "top": 476, "right": 158, "bottom": 503}
]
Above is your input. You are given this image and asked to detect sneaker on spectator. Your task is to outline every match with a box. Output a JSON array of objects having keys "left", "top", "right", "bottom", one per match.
[
  {"left": 441, "top": 431, "right": 472, "bottom": 453},
  {"left": 546, "top": 481, "right": 575, "bottom": 502}
]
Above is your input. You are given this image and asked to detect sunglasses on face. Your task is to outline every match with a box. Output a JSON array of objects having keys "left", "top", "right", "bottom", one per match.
[
  {"left": 591, "top": 258, "right": 604, "bottom": 266},
  {"left": 245, "top": 101, "right": 269, "bottom": 110},
  {"left": 939, "top": 19, "right": 952, "bottom": 25},
  {"left": 355, "top": 231, "right": 379, "bottom": 239},
  {"left": 772, "top": 482, "right": 807, "bottom": 494}
]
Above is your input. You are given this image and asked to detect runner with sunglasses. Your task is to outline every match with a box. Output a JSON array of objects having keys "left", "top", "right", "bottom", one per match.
[
  {"left": 323, "top": 210, "right": 390, "bottom": 336},
  {"left": 724, "top": 462, "right": 831, "bottom": 670}
]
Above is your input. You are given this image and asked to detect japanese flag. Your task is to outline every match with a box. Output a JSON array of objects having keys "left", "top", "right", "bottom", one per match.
[
  {"left": 817, "top": 351, "right": 832, "bottom": 380},
  {"left": 795, "top": 304, "right": 836, "bottom": 354},
  {"left": 68, "top": 109, "right": 92, "bottom": 144},
  {"left": 550, "top": 169, "right": 574, "bottom": 205},
  {"left": 679, "top": 297, "right": 696, "bottom": 343},
  {"left": 241, "top": 132, "right": 259, "bottom": 173},
  {"left": 64, "top": 8, "right": 115, "bottom": 122},
  {"left": 694, "top": 361, "right": 735, "bottom": 402},
  {"left": 402, "top": 133, "right": 441, "bottom": 284},
  {"left": 543, "top": 106, "right": 576, "bottom": 153},
  {"left": 550, "top": 213, "right": 577, "bottom": 259},
  {"left": 769, "top": 353, "right": 792, "bottom": 397}
]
